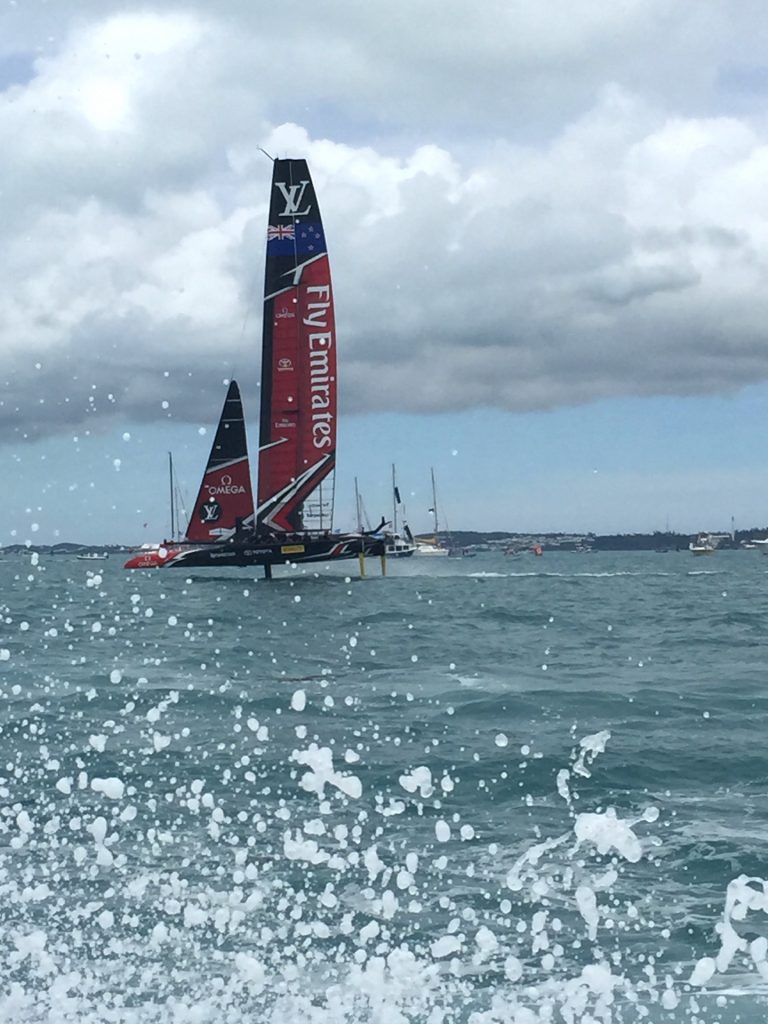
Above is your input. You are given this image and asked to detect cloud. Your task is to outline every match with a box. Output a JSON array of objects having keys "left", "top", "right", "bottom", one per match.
[{"left": 3, "top": 5, "right": 768, "bottom": 441}]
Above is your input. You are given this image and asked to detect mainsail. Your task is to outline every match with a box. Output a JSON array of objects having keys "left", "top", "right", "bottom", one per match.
[
  {"left": 185, "top": 380, "right": 255, "bottom": 542},
  {"left": 256, "top": 159, "right": 337, "bottom": 533}
]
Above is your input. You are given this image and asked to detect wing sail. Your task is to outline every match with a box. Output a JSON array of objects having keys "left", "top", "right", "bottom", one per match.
[{"left": 257, "top": 159, "right": 337, "bottom": 532}]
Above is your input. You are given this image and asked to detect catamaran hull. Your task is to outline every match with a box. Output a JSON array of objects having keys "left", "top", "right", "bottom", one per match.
[{"left": 124, "top": 534, "right": 385, "bottom": 570}]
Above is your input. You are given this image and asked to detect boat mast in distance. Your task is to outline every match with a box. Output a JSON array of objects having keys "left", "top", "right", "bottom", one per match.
[
  {"left": 392, "top": 464, "right": 399, "bottom": 537},
  {"left": 386, "top": 465, "right": 416, "bottom": 557},
  {"left": 415, "top": 467, "right": 449, "bottom": 555},
  {"left": 168, "top": 452, "right": 175, "bottom": 541}
]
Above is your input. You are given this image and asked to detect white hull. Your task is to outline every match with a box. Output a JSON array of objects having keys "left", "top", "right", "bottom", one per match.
[
  {"left": 415, "top": 544, "right": 449, "bottom": 556},
  {"left": 690, "top": 533, "right": 717, "bottom": 555},
  {"left": 386, "top": 542, "right": 416, "bottom": 558}
]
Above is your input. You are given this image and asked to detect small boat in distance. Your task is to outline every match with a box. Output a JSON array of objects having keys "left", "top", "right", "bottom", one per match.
[
  {"left": 689, "top": 533, "right": 717, "bottom": 555},
  {"left": 388, "top": 535, "right": 417, "bottom": 557},
  {"left": 77, "top": 552, "right": 108, "bottom": 561},
  {"left": 416, "top": 542, "right": 449, "bottom": 556},
  {"left": 385, "top": 465, "right": 416, "bottom": 558},
  {"left": 415, "top": 468, "right": 449, "bottom": 556}
]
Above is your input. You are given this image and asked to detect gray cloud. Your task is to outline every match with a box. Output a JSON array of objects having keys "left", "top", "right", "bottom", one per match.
[{"left": 3, "top": 5, "right": 768, "bottom": 442}]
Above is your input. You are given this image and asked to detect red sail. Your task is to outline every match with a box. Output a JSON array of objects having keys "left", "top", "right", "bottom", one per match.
[
  {"left": 185, "top": 380, "right": 255, "bottom": 543},
  {"left": 257, "top": 159, "right": 336, "bottom": 533}
]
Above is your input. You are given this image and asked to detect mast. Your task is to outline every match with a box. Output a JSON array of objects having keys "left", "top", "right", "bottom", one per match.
[
  {"left": 431, "top": 466, "right": 439, "bottom": 541},
  {"left": 168, "top": 452, "right": 175, "bottom": 540},
  {"left": 354, "top": 477, "right": 362, "bottom": 533},
  {"left": 392, "top": 464, "right": 398, "bottom": 536}
]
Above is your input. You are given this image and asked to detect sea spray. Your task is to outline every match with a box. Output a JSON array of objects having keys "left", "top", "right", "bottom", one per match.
[{"left": 0, "top": 551, "right": 766, "bottom": 1020}]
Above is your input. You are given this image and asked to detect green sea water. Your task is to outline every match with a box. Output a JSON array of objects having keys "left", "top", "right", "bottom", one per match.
[{"left": 1, "top": 548, "right": 767, "bottom": 1022}]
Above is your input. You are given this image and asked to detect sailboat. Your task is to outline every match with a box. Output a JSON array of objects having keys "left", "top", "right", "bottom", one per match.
[
  {"left": 385, "top": 465, "right": 416, "bottom": 557},
  {"left": 125, "top": 158, "right": 385, "bottom": 575},
  {"left": 166, "top": 451, "right": 188, "bottom": 543},
  {"left": 415, "top": 467, "right": 449, "bottom": 556}
]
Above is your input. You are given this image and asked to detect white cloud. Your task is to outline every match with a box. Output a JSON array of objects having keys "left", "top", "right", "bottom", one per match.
[{"left": 3, "top": 5, "right": 768, "bottom": 440}]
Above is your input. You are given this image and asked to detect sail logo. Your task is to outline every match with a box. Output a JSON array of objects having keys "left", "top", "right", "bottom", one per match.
[
  {"left": 200, "top": 499, "right": 222, "bottom": 523},
  {"left": 207, "top": 474, "right": 246, "bottom": 496},
  {"left": 278, "top": 357, "right": 294, "bottom": 371},
  {"left": 276, "top": 180, "right": 310, "bottom": 217},
  {"left": 275, "top": 306, "right": 295, "bottom": 319},
  {"left": 305, "top": 284, "right": 334, "bottom": 450}
]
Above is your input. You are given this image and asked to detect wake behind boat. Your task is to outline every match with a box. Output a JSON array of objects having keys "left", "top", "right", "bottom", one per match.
[{"left": 125, "top": 159, "right": 385, "bottom": 576}]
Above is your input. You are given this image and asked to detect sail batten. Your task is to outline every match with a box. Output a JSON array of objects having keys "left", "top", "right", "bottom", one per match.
[{"left": 257, "top": 159, "right": 337, "bottom": 533}]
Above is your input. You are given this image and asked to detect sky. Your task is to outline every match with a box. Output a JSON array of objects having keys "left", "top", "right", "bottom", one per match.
[{"left": 4, "top": 0, "right": 768, "bottom": 544}]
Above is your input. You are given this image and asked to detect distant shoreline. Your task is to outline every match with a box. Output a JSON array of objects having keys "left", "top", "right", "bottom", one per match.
[{"left": 4, "top": 529, "right": 767, "bottom": 555}]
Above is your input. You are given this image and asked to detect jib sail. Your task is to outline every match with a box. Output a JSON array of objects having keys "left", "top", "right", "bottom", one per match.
[{"left": 185, "top": 380, "right": 255, "bottom": 542}]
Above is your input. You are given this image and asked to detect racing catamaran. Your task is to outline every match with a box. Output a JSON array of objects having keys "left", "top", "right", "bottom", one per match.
[{"left": 125, "top": 159, "right": 385, "bottom": 575}]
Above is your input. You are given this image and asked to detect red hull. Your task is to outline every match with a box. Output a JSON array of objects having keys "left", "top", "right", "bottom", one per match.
[{"left": 123, "top": 545, "right": 185, "bottom": 569}]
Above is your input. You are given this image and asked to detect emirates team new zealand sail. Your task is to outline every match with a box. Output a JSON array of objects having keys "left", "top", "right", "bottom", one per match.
[{"left": 125, "top": 159, "right": 385, "bottom": 573}]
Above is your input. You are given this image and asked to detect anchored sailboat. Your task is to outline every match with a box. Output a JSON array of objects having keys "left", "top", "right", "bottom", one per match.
[
  {"left": 166, "top": 451, "right": 188, "bottom": 543},
  {"left": 415, "top": 467, "right": 449, "bottom": 556},
  {"left": 125, "top": 158, "right": 385, "bottom": 574},
  {"left": 385, "top": 465, "right": 416, "bottom": 557}
]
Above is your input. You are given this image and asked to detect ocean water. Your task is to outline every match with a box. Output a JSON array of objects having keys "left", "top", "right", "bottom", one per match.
[{"left": 2, "top": 548, "right": 768, "bottom": 1022}]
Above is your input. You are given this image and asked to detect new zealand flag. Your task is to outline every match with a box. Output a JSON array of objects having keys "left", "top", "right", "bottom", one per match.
[
  {"left": 266, "top": 221, "right": 326, "bottom": 257},
  {"left": 295, "top": 222, "right": 326, "bottom": 256}
]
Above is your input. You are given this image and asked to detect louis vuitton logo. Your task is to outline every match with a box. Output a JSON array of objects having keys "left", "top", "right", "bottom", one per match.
[
  {"left": 200, "top": 499, "right": 222, "bottom": 523},
  {"left": 275, "top": 180, "right": 310, "bottom": 217}
]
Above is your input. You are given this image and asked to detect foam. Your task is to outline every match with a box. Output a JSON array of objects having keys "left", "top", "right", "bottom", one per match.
[{"left": 292, "top": 744, "right": 363, "bottom": 800}]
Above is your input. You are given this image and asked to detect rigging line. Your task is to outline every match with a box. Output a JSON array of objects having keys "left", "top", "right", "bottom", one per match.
[{"left": 240, "top": 304, "right": 251, "bottom": 338}]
